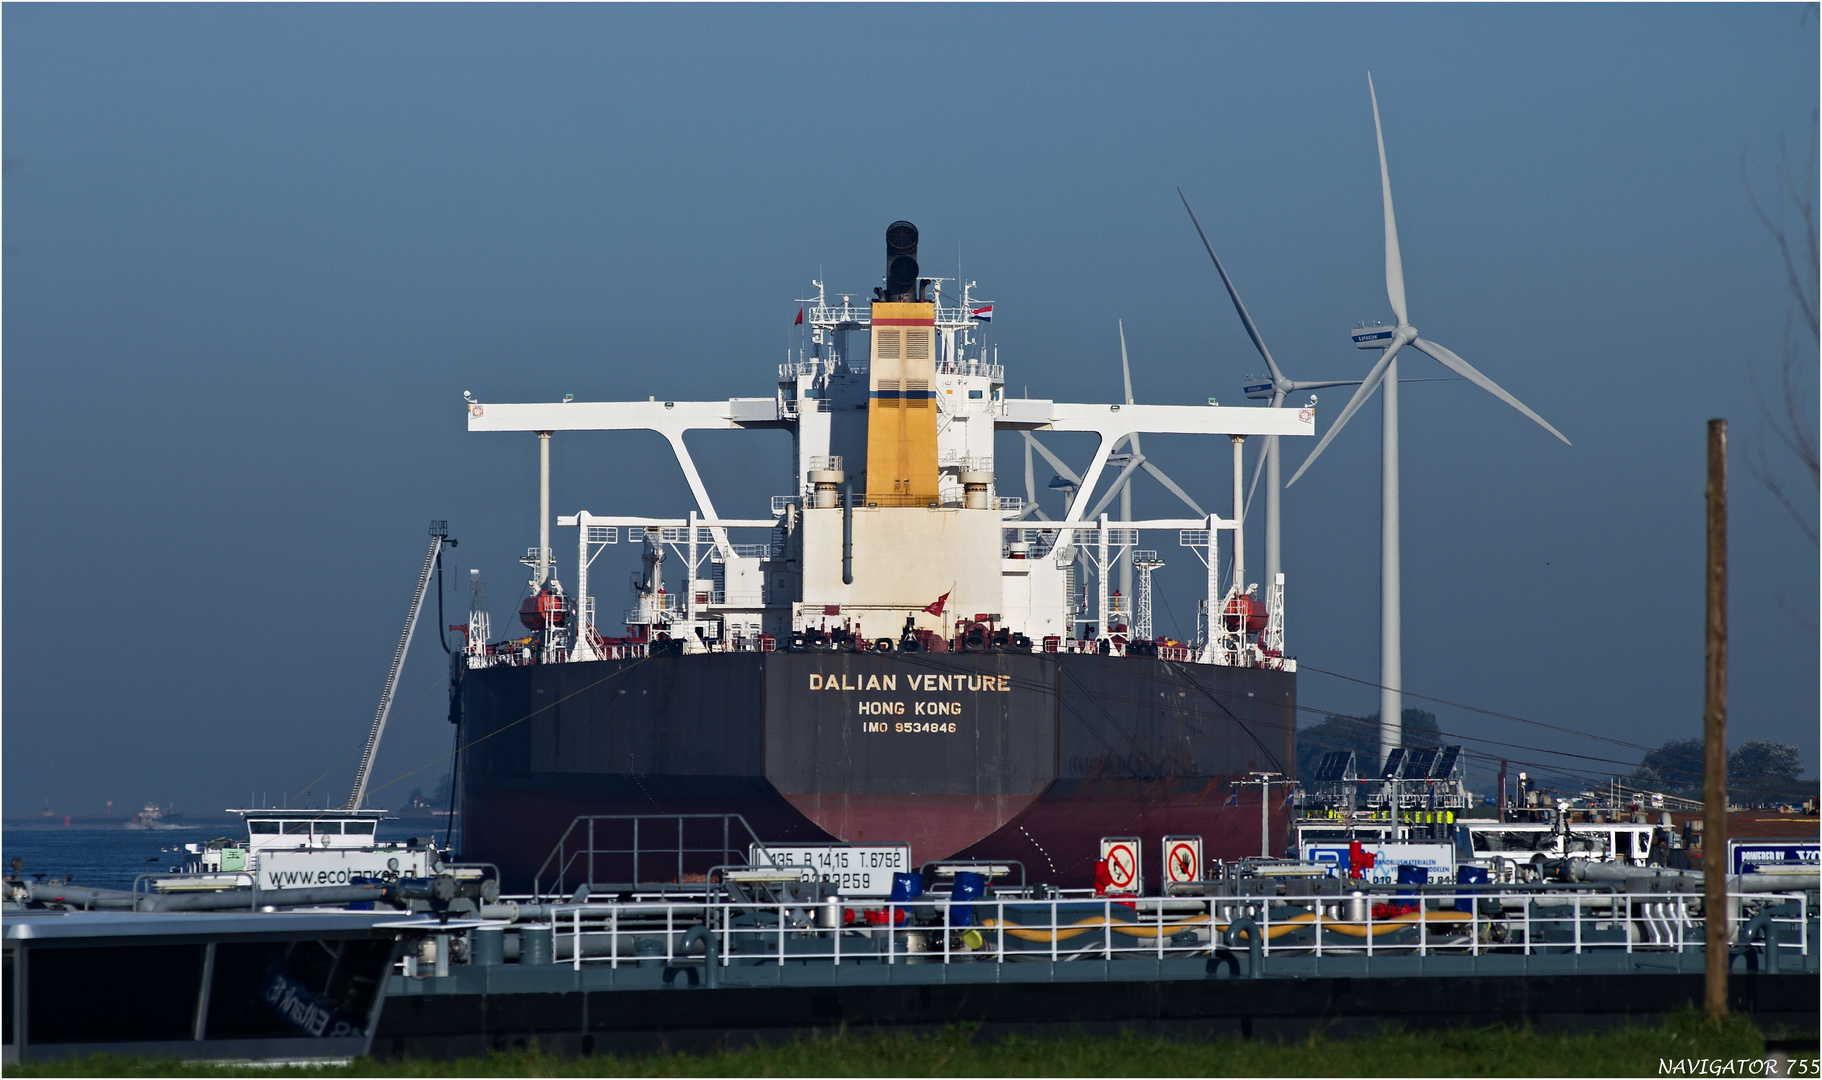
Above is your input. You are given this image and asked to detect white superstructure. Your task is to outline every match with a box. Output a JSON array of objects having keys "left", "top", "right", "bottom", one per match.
[
  {"left": 173, "top": 809, "right": 439, "bottom": 889},
  {"left": 465, "top": 222, "right": 1316, "bottom": 668}
]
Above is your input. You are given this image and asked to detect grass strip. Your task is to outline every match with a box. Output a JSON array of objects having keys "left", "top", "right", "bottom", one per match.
[{"left": 11, "top": 1011, "right": 1804, "bottom": 1078}]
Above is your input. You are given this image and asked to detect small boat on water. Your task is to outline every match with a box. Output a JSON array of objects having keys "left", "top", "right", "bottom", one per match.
[
  {"left": 124, "top": 802, "right": 185, "bottom": 831},
  {"left": 168, "top": 808, "right": 441, "bottom": 891}
]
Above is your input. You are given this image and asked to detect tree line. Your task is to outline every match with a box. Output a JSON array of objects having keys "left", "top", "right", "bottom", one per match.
[{"left": 1294, "top": 712, "right": 1811, "bottom": 807}]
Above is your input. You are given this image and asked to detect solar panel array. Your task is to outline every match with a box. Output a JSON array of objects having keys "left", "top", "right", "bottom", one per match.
[
  {"left": 1372, "top": 743, "right": 1464, "bottom": 781},
  {"left": 1311, "top": 751, "right": 1355, "bottom": 783}
]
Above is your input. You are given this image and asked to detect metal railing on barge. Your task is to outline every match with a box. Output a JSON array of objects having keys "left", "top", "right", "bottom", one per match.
[
  {"left": 509, "top": 883, "right": 1812, "bottom": 974},
  {"left": 532, "top": 814, "right": 772, "bottom": 901}
]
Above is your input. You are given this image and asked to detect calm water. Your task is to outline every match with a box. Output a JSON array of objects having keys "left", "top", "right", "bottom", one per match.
[
  {"left": 2, "top": 820, "right": 446, "bottom": 890},
  {"left": 2, "top": 826, "right": 226, "bottom": 889}
]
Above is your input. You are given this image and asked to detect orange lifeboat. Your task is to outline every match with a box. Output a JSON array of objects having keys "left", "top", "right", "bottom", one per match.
[
  {"left": 519, "top": 587, "right": 569, "bottom": 631},
  {"left": 1223, "top": 594, "right": 1268, "bottom": 635}
]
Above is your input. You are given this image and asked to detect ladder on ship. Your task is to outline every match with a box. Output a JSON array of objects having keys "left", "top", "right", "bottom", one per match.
[{"left": 345, "top": 521, "right": 449, "bottom": 810}]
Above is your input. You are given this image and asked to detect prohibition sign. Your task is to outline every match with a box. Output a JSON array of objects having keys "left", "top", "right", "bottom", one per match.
[
  {"left": 1167, "top": 841, "right": 1199, "bottom": 882},
  {"left": 1104, "top": 844, "right": 1137, "bottom": 890}
]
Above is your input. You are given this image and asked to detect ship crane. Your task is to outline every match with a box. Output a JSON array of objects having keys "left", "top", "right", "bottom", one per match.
[{"left": 346, "top": 521, "right": 452, "bottom": 811}]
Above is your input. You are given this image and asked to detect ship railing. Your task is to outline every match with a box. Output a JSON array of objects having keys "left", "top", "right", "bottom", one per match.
[
  {"left": 932, "top": 359, "right": 1004, "bottom": 382},
  {"left": 712, "top": 544, "right": 771, "bottom": 561},
  {"left": 532, "top": 813, "right": 772, "bottom": 903},
  {"left": 527, "top": 886, "right": 1812, "bottom": 972}
]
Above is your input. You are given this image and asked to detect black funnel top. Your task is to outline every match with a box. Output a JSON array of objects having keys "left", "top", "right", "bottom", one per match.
[{"left": 884, "top": 220, "right": 919, "bottom": 302}]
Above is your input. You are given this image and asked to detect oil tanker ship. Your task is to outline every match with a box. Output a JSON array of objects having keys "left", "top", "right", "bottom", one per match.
[{"left": 454, "top": 221, "right": 1316, "bottom": 891}]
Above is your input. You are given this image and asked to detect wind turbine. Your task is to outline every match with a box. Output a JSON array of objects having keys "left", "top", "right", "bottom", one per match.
[
  {"left": 1016, "top": 326, "right": 1208, "bottom": 635},
  {"left": 1286, "top": 74, "right": 1570, "bottom": 767},
  {"left": 1177, "top": 189, "right": 1361, "bottom": 593}
]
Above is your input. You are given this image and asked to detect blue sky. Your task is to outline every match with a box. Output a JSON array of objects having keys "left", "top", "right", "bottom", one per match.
[{"left": 4, "top": 4, "right": 1816, "bottom": 816}]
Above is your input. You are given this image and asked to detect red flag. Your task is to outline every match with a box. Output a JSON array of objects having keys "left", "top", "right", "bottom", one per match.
[
  {"left": 922, "top": 591, "right": 950, "bottom": 618},
  {"left": 794, "top": 307, "right": 804, "bottom": 326}
]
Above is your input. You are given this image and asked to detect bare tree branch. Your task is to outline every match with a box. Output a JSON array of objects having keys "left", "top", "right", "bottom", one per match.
[{"left": 1740, "top": 116, "right": 1821, "bottom": 553}]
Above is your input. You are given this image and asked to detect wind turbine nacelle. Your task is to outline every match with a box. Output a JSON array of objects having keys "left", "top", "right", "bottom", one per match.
[
  {"left": 1351, "top": 323, "right": 1397, "bottom": 349},
  {"left": 1242, "top": 378, "right": 1275, "bottom": 401}
]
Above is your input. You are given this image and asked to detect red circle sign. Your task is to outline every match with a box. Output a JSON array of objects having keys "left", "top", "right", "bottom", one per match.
[
  {"left": 1168, "top": 842, "right": 1199, "bottom": 882},
  {"left": 1104, "top": 844, "right": 1136, "bottom": 888}
]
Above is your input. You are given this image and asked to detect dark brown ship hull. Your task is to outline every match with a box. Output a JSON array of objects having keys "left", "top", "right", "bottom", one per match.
[{"left": 456, "top": 651, "right": 1295, "bottom": 892}]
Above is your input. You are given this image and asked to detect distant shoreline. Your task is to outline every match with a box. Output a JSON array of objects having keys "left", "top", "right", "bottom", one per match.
[{"left": 3, "top": 810, "right": 455, "bottom": 830}]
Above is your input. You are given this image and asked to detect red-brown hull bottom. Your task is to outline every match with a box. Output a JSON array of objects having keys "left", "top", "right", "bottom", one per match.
[{"left": 457, "top": 651, "right": 1297, "bottom": 892}]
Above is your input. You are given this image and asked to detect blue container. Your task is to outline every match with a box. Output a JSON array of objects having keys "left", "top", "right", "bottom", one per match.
[
  {"left": 890, "top": 872, "right": 924, "bottom": 902},
  {"left": 1395, "top": 864, "right": 1428, "bottom": 910},
  {"left": 949, "top": 871, "right": 987, "bottom": 927},
  {"left": 1454, "top": 865, "right": 1489, "bottom": 912}
]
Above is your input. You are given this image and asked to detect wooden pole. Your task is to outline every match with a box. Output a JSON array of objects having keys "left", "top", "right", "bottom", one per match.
[
  {"left": 1498, "top": 760, "right": 1508, "bottom": 823},
  {"left": 1703, "top": 418, "right": 1729, "bottom": 1021}
]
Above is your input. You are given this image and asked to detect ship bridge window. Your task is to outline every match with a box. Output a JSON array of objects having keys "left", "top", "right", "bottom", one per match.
[
  {"left": 968, "top": 389, "right": 983, "bottom": 399},
  {"left": 344, "top": 821, "right": 377, "bottom": 836},
  {"left": 248, "top": 820, "right": 280, "bottom": 834},
  {"left": 282, "top": 821, "right": 310, "bottom": 835},
  {"left": 313, "top": 822, "right": 344, "bottom": 835}
]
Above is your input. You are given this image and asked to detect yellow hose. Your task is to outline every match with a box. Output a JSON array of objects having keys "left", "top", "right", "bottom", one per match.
[
  {"left": 972, "top": 914, "right": 1212, "bottom": 943},
  {"left": 970, "top": 907, "right": 1475, "bottom": 945}
]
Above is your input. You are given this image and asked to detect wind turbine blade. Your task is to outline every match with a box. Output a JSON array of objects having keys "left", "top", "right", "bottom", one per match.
[
  {"left": 1178, "top": 188, "right": 1285, "bottom": 385},
  {"left": 1023, "top": 432, "right": 1081, "bottom": 486},
  {"left": 1409, "top": 337, "right": 1572, "bottom": 445},
  {"left": 1368, "top": 74, "right": 1409, "bottom": 327},
  {"left": 1084, "top": 454, "right": 1146, "bottom": 522},
  {"left": 1024, "top": 437, "right": 1038, "bottom": 505},
  {"left": 1286, "top": 340, "right": 1404, "bottom": 487},
  {"left": 1119, "top": 319, "right": 1135, "bottom": 405},
  {"left": 1118, "top": 321, "right": 1144, "bottom": 457},
  {"left": 1243, "top": 435, "right": 1269, "bottom": 516},
  {"left": 1285, "top": 379, "right": 1365, "bottom": 392},
  {"left": 1140, "top": 461, "right": 1206, "bottom": 518},
  {"left": 1242, "top": 388, "right": 1284, "bottom": 516},
  {"left": 1013, "top": 441, "right": 1037, "bottom": 520}
]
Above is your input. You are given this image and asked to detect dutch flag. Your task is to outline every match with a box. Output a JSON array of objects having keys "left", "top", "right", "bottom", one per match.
[{"left": 971, "top": 305, "right": 993, "bottom": 322}]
